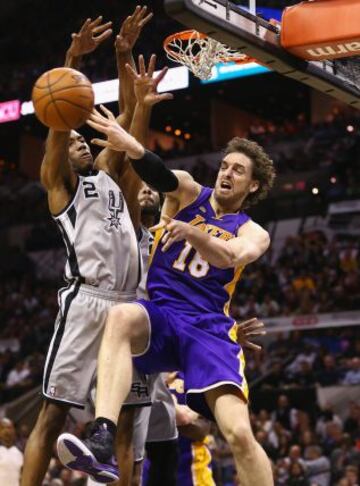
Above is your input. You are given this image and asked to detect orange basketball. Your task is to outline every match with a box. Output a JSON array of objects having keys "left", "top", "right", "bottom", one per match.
[{"left": 32, "top": 67, "right": 94, "bottom": 131}]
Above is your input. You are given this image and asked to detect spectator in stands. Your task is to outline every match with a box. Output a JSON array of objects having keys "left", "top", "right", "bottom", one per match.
[
  {"left": 342, "top": 357, "right": 360, "bottom": 385},
  {"left": 338, "top": 465, "right": 359, "bottom": 486},
  {"left": 288, "top": 461, "right": 310, "bottom": 486},
  {"left": 291, "top": 361, "right": 316, "bottom": 387},
  {"left": 331, "top": 433, "right": 360, "bottom": 481},
  {"left": 287, "top": 344, "right": 317, "bottom": 377},
  {"left": 315, "top": 355, "right": 342, "bottom": 386},
  {"left": 343, "top": 403, "right": 360, "bottom": 438},
  {"left": 255, "top": 430, "right": 278, "bottom": 461},
  {"left": 6, "top": 360, "right": 30, "bottom": 387},
  {"left": 316, "top": 407, "right": 343, "bottom": 442},
  {"left": 303, "top": 445, "right": 331, "bottom": 486},
  {"left": 259, "top": 293, "right": 280, "bottom": 317},
  {"left": 0, "top": 418, "right": 23, "bottom": 486}
]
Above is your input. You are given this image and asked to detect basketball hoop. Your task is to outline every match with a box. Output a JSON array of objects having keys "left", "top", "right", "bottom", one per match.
[{"left": 163, "top": 30, "right": 253, "bottom": 80}]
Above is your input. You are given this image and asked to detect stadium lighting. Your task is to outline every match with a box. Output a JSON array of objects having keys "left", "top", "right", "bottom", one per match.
[{"left": 312, "top": 187, "right": 319, "bottom": 195}]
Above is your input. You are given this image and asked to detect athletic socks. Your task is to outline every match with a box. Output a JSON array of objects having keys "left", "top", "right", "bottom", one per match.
[{"left": 95, "top": 417, "right": 117, "bottom": 439}]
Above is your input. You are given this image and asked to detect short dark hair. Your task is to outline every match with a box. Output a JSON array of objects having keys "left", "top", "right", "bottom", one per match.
[{"left": 224, "top": 137, "right": 276, "bottom": 209}]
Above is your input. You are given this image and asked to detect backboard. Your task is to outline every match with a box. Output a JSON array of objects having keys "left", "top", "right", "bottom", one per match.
[{"left": 164, "top": 0, "right": 360, "bottom": 109}]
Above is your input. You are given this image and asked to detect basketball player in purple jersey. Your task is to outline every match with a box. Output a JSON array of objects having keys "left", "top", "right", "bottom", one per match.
[{"left": 58, "top": 57, "right": 276, "bottom": 485}]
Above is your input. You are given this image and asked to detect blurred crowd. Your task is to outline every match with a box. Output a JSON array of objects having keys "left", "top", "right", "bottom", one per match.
[
  {"left": 0, "top": 277, "right": 58, "bottom": 403},
  {"left": 232, "top": 231, "right": 360, "bottom": 318},
  {"left": 1, "top": 0, "right": 177, "bottom": 101}
]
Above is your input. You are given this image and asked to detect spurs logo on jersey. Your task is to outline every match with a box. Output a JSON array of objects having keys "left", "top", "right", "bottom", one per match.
[
  {"left": 105, "top": 190, "right": 124, "bottom": 231},
  {"left": 54, "top": 170, "right": 141, "bottom": 292}
]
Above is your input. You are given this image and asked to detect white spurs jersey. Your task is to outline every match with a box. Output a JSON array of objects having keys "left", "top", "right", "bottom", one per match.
[
  {"left": 137, "top": 226, "right": 153, "bottom": 299},
  {"left": 54, "top": 170, "right": 141, "bottom": 292}
]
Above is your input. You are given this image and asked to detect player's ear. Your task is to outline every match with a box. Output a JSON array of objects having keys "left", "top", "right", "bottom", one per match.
[{"left": 249, "top": 180, "right": 259, "bottom": 194}]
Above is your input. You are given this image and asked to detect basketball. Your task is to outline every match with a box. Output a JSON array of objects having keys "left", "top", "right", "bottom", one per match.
[{"left": 31, "top": 67, "right": 94, "bottom": 131}]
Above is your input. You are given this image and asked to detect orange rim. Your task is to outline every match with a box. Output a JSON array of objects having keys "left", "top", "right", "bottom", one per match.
[{"left": 163, "top": 29, "right": 253, "bottom": 64}]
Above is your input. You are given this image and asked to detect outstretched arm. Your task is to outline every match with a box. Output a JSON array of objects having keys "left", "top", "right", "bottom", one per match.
[
  {"left": 119, "top": 54, "right": 173, "bottom": 229},
  {"left": 41, "top": 17, "right": 112, "bottom": 215},
  {"left": 116, "top": 6, "right": 153, "bottom": 125},
  {"left": 94, "top": 6, "right": 152, "bottom": 179},
  {"left": 87, "top": 105, "right": 201, "bottom": 208}
]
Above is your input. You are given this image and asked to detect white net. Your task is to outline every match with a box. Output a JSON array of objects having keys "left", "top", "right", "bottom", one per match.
[{"left": 164, "top": 30, "right": 248, "bottom": 80}]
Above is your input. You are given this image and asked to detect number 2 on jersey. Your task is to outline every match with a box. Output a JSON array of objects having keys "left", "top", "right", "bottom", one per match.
[
  {"left": 83, "top": 181, "right": 99, "bottom": 199},
  {"left": 173, "top": 241, "right": 209, "bottom": 278}
]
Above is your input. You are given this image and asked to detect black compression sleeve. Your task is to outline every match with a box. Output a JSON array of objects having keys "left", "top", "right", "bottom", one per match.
[{"left": 130, "top": 150, "right": 179, "bottom": 193}]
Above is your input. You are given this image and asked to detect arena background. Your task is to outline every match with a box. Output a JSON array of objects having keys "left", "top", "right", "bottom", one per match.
[{"left": 0, "top": 0, "right": 359, "bottom": 485}]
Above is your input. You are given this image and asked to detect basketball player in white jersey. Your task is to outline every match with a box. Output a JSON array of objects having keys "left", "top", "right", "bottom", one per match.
[{"left": 20, "top": 8, "right": 172, "bottom": 486}]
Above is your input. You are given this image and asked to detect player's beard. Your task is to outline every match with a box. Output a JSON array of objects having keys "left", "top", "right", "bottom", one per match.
[{"left": 141, "top": 204, "right": 159, "bottom": 217}]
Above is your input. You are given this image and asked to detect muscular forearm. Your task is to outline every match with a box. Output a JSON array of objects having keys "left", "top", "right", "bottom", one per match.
[
  {"left": 41, "top": 130, "right": 71, "bottom": 189},
  {"left": 118, "top": 103, "right": 152, "bottom": 229},
  {"left": 130, "top": 103, "right": 152, "bottom": 147},
  {"left": 185, "top": 226, "right": 235, "bottom": 269},
  {"left": 185, "top": 224, "right": 266, "bottom": 269},
  {"left": 116, "top": 50, "right": 136, "bottom": 122}
]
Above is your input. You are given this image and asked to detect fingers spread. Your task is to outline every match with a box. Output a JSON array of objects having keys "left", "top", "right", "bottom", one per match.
[
  {"left": 86, "top": 119, "right": 108, "bottom": 133},
  {"left": 149, "top": 222, "right": 166, "bottom": 233},
  {"left": 89, "top": 113, "right": 109, "bottom": 128},
  {"left": 139, "top": 12, "right": 153, "bottom": 27},
  {"left": 239, "top": 317, "right": 259, "bottom": 327},
  {"left": 93, "top": 21, "right": 112, "bottom": 34},
  {"left": 91, "top": 138, "right": 108, "bottom": 147},
  {"left": 154, "top": 66, "right": 168, "bottom": 86},
  {"left": 99, "top": 104, "right": 115, "bottom": 120},
  {"left": 125, "top": 63, "right": 139, "bottom": 79},
  {"left": 138, "top": 55, "right": 146, "bottom": 76},
  {"left": 79, "top": 18, "right": 92, "bottom": 33},
  {"left": 89, "top": 16, "right": 103, "bottom": 28},
  {"left": 95, "top": 29, "right": 113, "bottom": 43},
  {"left": 147, "top": 54, "right": 157, "bottom": 77},
  {"left": 243, "top": 341, "right": 262, "bottom": 352}
]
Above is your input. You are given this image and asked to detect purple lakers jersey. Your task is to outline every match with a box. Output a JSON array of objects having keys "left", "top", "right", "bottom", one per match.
[{"left": 147, "top": 186, "right": 250, "bottom": 316}]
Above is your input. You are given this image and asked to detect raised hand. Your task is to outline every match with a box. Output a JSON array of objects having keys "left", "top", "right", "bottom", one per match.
[
  {"left": 87, "top": 105, "right": 144, "bottom": 158},
  {"left": 235, "top": 318, "right": 266, "bottom": 351},
  {"left": 126, "top": 54, "right": 174, "bottom": 107},
  {"left": 68, "top": 16, "right": 112, "bottom": 57},
  {"left": 115, "top": 5, "right": 153, "bottom": 54}
]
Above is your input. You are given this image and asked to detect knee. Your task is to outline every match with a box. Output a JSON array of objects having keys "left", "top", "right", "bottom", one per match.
[
  {"left": 106, "top": 305, "right": 133, "bottom": 339},
  {"left": 106, "top": 304, "right": 146, "bottom": 344},
  {"left": 224, "top": 422, "right": 257, "bottom": 456}
]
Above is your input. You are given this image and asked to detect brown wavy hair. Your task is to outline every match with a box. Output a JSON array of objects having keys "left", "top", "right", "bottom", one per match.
[{"left": 224, "top": 137, "right": 276, "bottom": 209}]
